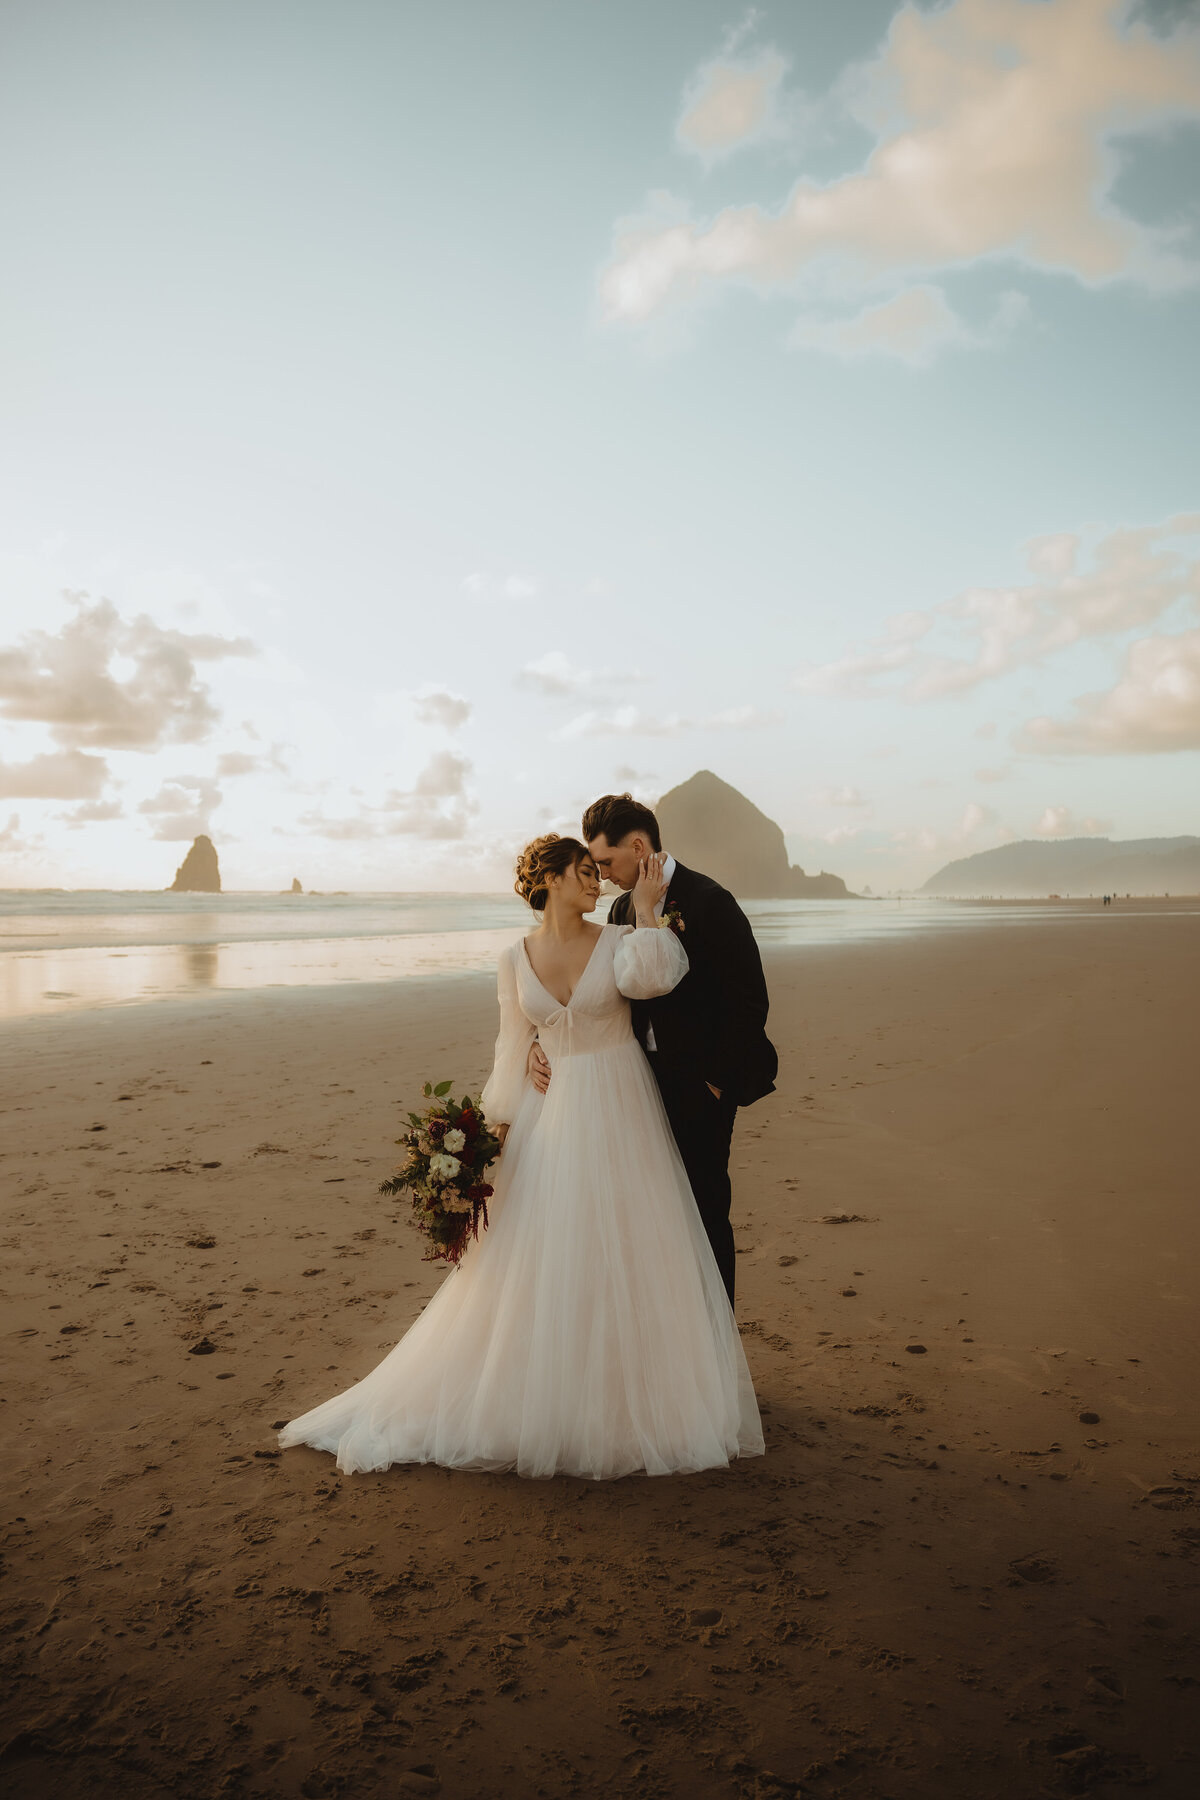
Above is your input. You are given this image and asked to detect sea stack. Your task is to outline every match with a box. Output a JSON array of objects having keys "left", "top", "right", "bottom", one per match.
[
  {"left": 290, "top": 877, "right": 302, "bottom": 894},
  {"left": 169, "top": 835, "right": 221, "bottom": 894},
  {"left": 656, "top": 771, "right": 855, "bottom": 899}
]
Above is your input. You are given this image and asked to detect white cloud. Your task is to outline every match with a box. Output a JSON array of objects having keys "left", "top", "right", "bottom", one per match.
[
  {"left": 676, "top": 47, "right": 789, "bottom": 161},
  {"left": 789, "top": 283, "right": 1030, "bottom": 365},
  {"left": 1034, "top": 805, "right": 1113, "bottom": 836},
  {"left": 413, "top": 688, "right": 471, "bottom": 731},
  {"left": 891, "top": 800, "right": 999, "bottom": 857},
  {"left": 515, "top": 651, "right": 648, "bottom": 698},
  {"left": 791, "top": 640, "right": 919, "bottom": 696},
  {"left": 0, "top": 811, "right": 38, "bottom": 854},
  {"left": 558, "top": 702, "right": 780, "bottom": 738},
  {"left": 0, "top": 594, "right": 255, "bottom": 750},
  {"left": 793, "top": 513, "right": 1200, "bottom": 700},
  {"left": 137, "top": 774, "right": 223, "bottom": 841},
  {"left": 601, "top": 0, "right": 1200, "bottom": 339},
  {"left": 1019, "top": 626, "right": 1200, "bottom": 752},
  {"left": 461, "top": 572, "right": 538, "bottom": 601},
  {"left": 299, "top": 752, "right": 478, "bottom": 841},
  {"left": 559, "top": 706, "right": 691, "bottom": 740},
  {"left": 0, "top": 749, "right": 109, "bottom": 800},
  {"left": 61, "top": 798, "right": 125, "bottom": 828},
  {"left": 1024, "top": 532, "right": 1081, "bottom": 578},
  {"left": 216, "top": 743, "right": 289, "bottom": 777},
  {"left": 411, "top": 749, "right": 471, "bottom": 798},
  {"left": 814, "top": 784, "right": 869, "bottom": 808},
  {"left": 975, "top": 766, "right": 1011, "bottom": 784}
]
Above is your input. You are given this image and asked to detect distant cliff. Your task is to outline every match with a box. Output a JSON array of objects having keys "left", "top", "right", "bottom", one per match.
[
  {"left": 656, "top": 771, "right": 856, "bottom": 899},
  {"left": 169, "top": 835, "right": 221, "bottom": 894},
  {"left": 922, "top": 835, "right": 1200, "bottom": 897}
]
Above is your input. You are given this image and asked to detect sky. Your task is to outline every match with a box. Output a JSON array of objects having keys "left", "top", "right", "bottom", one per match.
[{"left": 1, "top": 0, "right": 1198, "bottom": 894}]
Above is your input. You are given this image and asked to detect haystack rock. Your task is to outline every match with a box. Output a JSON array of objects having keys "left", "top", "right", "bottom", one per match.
[
  {"left": 168, "top": 835, "right": 221, "bottom": 893},
  {"left": 290, "top": 877, "right": 302, "bottom": 893},
  {"left": 656, "top": 771, "right": 856, "bottom": 900}
]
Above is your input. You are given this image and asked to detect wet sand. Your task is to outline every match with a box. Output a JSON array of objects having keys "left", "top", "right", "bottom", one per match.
[{"left": 2, "top": 907, "right": 1198, "bottom": 1798}]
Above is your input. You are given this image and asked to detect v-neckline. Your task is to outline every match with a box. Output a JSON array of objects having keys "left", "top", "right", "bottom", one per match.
[{"left": 521, "top": 927, "right": 605, "bottom": 1010}]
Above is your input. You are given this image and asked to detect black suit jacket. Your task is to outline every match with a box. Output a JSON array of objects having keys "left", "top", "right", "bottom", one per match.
[{"left": 609, "top": 861, "right": 777, "bottom": 1108}]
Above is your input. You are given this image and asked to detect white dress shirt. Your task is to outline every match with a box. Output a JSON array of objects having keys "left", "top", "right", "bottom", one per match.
[{"left": 643, "top": 852, "right": 675, "bottom": 1052}]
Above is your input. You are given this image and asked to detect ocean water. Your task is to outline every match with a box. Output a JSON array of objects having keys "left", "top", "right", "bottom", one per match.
[{"left": 0, "top": 887, "right": 1148, "bottom": 1022}]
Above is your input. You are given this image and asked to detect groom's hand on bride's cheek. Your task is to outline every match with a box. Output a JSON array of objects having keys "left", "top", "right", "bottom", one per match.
[{"left": 528, "top": 1041, "right": 551, "bottom": 1094}]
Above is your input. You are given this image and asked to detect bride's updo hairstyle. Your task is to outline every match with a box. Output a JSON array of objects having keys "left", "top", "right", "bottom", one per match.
[{"left": 514, "top": 834, "right": 590, "bottom": 913}]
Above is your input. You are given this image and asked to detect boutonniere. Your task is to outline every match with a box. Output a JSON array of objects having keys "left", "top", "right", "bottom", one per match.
[{"left": 659, "top": 905, "right": 685, "bottom": 937}]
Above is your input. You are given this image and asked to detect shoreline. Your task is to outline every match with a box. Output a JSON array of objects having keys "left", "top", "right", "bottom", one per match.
[
  {"left": 3, "top": 895, "right": 1197, "bottom": 1029},
  {"left": 2, "top": 915, "right": 1198, "bottom": 1797}
]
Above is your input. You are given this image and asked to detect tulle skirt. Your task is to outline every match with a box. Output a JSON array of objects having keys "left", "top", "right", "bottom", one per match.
[{"left": 277, "top": 1041, "right": 764, "bottom": 1480}]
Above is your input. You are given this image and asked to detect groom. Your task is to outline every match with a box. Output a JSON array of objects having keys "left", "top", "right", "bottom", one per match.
[{"left": 530, "top": 792, "right": 777, "bottom": 1305}]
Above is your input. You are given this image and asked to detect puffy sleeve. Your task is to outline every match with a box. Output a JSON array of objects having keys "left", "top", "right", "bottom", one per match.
[
  {"left": 479, "top": 943, "right": 536, "bottom": 1127},
  {"left": 612, "top": 922, "right": 689, "bottom": 1000}
]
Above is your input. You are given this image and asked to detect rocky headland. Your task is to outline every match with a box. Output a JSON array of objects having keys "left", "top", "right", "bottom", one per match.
[{"left": 656, "top": 770, "right": 855, "bottom": 899}]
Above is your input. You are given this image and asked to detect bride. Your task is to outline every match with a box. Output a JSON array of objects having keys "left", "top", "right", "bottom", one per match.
[{"left": 277, "top": 834, "right": 764, "bottom": 1481}]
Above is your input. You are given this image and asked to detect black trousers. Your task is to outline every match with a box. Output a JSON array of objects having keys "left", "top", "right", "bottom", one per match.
[{"left": 648, "top": 1056, "right": 739, "bottom": 1307}]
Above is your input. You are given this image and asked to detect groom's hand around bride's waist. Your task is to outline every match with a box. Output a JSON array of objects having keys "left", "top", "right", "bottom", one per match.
[{"left": 528, "top": 1041, "right": 551, "bottom": 1094}]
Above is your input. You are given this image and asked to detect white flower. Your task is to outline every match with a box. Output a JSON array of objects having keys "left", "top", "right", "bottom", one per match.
[
  {"left": 443, "top": 1128, "right": 466, "bottom": 1153},
  {"left": 428, "top": 1151, "right": 462, "bottom": 1183}
]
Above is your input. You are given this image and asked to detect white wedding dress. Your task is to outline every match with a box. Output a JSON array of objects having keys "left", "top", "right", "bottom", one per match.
[{"left": 277, "top": 924, "right": 764, "bottom": 1481}]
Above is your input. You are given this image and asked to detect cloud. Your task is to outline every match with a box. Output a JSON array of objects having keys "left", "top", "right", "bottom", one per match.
[
  {"left": 1019, "top": 625, "right": 1200, "bottom": 752},
  {"left": 791, "top": 640, "right": 920, "bottom": 697},
  {"left": 412, "top": 688, "right": 471, "bottom": 731},
  {"left": 0, "top": 594, "right": 256, "bottom": 750},
  {"left": 215, "top": 743, "right": 289, "bottom": 778},
  {"left": 890, "top": 800, "right": 1000, "bottom": 857},
  {"left": 601, "top": 0, "right": 1200, "bottom": 338},
  {"left": 676, "top": 47, "right": 789, "bottom": 161},
  {"left": 788, "top": 283, "right": 1031, "bottom": 365},
  {"left": 0, "top": 811, "right": 38, "bottom": 854},
  {"left": 975, "top": 766, "right": 1011, "bottom": 783},
  {"left": 814, "top": 784, "right": 869, "bottom": 808},
  {"left": 461, "top": 572, "right": 538, "bottom": 601},
  {"left": 0, "top": 748, "right": 109, "bottom": 799},
  {"left": 515, "top": 652, "right": 648, "bottom": 698},
  {"left": 61, "top": 798, "right": 125, "bottom": 828},
  {"left": 411, "top": 750, "right": 471, "bottom": 799},
  {"left": 299, "top": 752, "right": 477, "bottom": 841},
  {"left": 1034, "top": 805, "right": 1113, "bottom": 836},
  {"left": 793, "top": 513, "right": 1200, "bottom": 700},
  {"left": 558, "top": 703, "right": 781, "bottom": 738},
  {"left": 137, "top": 774, "right": 223, "bottom": 841}
]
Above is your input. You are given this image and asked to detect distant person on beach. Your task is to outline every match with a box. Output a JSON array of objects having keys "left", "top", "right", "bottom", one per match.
[{"left": 278, "top": 833, "right": 764, "bottom": 1480}]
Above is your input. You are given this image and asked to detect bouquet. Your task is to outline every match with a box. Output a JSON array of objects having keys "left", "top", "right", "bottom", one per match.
[{"left": 379, "top": 1080, "right": 503, "bottom": 1266}]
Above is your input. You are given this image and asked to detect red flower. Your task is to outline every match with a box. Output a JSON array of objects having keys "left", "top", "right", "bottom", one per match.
[{"left": 428, "top": 1119, "right": 446, "bottom": 1139}]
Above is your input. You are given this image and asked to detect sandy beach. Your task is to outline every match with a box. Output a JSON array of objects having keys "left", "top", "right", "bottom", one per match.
[{"left": 2, "top": 903, "right": 1198, "bottom": 1799}]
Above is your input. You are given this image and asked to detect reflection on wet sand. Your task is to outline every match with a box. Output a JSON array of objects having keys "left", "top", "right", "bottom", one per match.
[
  {"left": 183, "top": 942, "right": 220, "bottom": 988},
  {"left": 0, "top": 928, "right": 527, "bottom": 1023}
]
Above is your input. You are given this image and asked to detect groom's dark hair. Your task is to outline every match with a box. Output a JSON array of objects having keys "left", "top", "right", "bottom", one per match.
[{"left": 581, "top": 792, "right": 661, "bottom": 852}]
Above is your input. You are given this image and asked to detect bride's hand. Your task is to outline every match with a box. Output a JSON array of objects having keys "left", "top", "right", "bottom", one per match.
[{"left": 631, "top": 850, "right": 668, "bottom": 924}]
